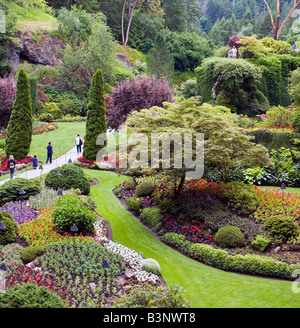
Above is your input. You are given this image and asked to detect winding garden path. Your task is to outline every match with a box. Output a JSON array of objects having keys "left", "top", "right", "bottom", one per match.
[{"left": 90, "top": 170, "right": 300, "bottom": 308}]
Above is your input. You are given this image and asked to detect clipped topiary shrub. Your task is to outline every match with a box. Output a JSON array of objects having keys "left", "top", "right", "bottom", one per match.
[
  {"left": 0, "top": 283, "right": 67, "bottom": 308},
  {"left": 140, "top": 206, "right": 162, "bottom": 232},
  {"left": 51, "top": 195, "right": 97, "bottom": 235},
  {"left": 20, "top": 245, "right": 45, "bottom": 263},
  {"left": 124, "top": 180, "right": 135, "bottom": 190},
  {"left": 141, "top": 258, "right": 161, "bottom": 275},
  {"left": 45, "top": 164, "right": 90, "bottom": 195},
  {"left": 250, "top": 234, "right": 271, "bottom": 252},
  {"left": 215, "top": 225, "right": 245, "bottom": 248},
  {"left": 0, "top": 178, "right": 42, "bottom": 206},
  {"left": 135, "top": 180, "right": 155, "bottom": 197},
  {"left": 0, "top": 211, "right": 18, "bottom": 245},
  {"left": 264, "top": 215, "right": 298, "bottom": 239}
]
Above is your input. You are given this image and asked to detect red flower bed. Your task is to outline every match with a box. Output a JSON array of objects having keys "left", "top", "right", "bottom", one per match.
[
  {"left": 162, "top": 213, "right": 214, "bottom": 244},
  {"left": 0, "top": 156, "right": 33, "bottom": 172}
]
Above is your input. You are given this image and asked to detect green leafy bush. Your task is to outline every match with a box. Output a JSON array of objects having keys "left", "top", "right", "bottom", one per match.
[
  {"left": 0, "top": 178, "right": 42, "bottom": 206},
  {"left": 215, "top": 225, "right": 245, "bottom": 248},
  {"left": 0, "top": 283, "right": 67, "bottom": 308},
  {"left": 20, "top": 245, "right": 44, "bottom": 263},
  {"left": 222, "top": 181, "right": 260, "bottom": 215},
  {"left": 51, "top": 195, "right": 97, "bottom": 235},
  {"left": 135, "top": 180, "right": 155, "bottom": 197},
  {"left": 41, "top": 102, "right": 62, "bottom": 120},
  {"left": 250, "top": 234, "right": 271, "bottom": 252},
  {"left": 125, "top": 196, "right": 143, "bottom": 212},
  {"left": 140, "top": 206, "right": 162, "bottom": 232},
  {"left": 158, "top": 199, "right": 178, "bottom": 215},
  {"left": 264, "top": 215, "right": 298, "bottom": 239},
  {"left": 0, "top": 211, "right": 18, "bottom": 245},
  {"left": 141, "top": 258, "right": 161, "bottom": 275},
  {"left": 124, "top": 180, "right": 135, "bottom": 190},
  {"left": 113, "top": 284, "right": 191, "bottom": 308},
  {"left": 45, "top": 164, "right": 90, "bottom": 195},
  {"left": 38, "top": 112, "right": 54, "bottom": 122}
]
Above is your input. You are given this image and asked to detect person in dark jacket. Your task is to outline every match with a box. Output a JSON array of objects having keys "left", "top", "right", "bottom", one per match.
[
  {"left": 46, "top": 142, "right": 53, "bottom": 164},
  {"left": 7, "top": 155, "right": 16, "bottom": 179},
  {"left": 30, "top": 155, "right": 38, "bottom": 169}
]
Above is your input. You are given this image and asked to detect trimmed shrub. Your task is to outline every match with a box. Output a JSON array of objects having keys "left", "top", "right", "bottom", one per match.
[
  {"left": 38, "top": 112, "right": 54, "bottom": 122},
  {"left": 0, "top": 283, "right": 67, "bottom": 308},
  {"left": 0, "top": 211, "right": 18, "bottom": 245},
  {"left": 41, "top": 102, "right": 62, "bottom": 120},
  {"left": 135, "top": 180, "right": 155, "bottom": 197},
  {"left": 161, "top": 232, "right": 296, "bottom": 279},
  {"left": 140, "top": 206, "right": 162, "bottom": 232},
  {"left": 158, "top": 199, "right": 178, "bottom": 215},
  {"left": 5, "top": 69, "right": 33, "bottom": 160},
  {"left": 0, "top": 178, "right": 42, "bottom": 206},
  {"left": 20, "top": 245, "right": 44, "bottom": 263},
  {"left": 45, "top": 164, "right": 90, "bottom": 195},
  {"left": 141, "top": 258, "right": 161, "bottom": 275},
  {"left": 124, "top": 180, "right": 135, "bottom": 190},
  {"left": 215, "top": 225, "right": 245, "bottom": 248},
  {"left": 51, "top": 195, "right": 97, "bottom": 235},
  {"left": 83, "top": 68, "right": 107, "bottom": 161},
  {"left": 264, "top": 215, "right": 298, "bottom": 239}
]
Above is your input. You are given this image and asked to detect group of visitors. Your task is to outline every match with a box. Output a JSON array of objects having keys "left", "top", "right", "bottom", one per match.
[{"left": 7, "top": 134, "right": 84, "bottom": 180}]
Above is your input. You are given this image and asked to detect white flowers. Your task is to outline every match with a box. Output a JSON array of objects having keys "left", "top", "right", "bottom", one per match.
[{"left": 100, "top": 236, "right": 160, "bottom": 284}]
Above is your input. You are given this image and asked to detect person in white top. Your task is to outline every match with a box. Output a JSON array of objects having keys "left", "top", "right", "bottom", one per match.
[
  {"left": 75, "top": 134, "right": 83, "bottom": 153},
  {"left": 231, "top": 46, "right": 237, "bottom": 58}
]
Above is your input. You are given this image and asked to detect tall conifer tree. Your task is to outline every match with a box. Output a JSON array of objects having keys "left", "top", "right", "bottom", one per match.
[
  {"left": 5, "top": 69, "right": 32, "bottom": 160},
  {"left": 83, "top": 69, "right": 107, "bottom": 160}
]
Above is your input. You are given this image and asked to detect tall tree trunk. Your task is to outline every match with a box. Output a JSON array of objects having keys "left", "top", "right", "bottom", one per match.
[
  {"left": 263, "top": 0, "right": 300, "bottom": 40},
  {"left": 124, "top": 0, "right": 139, "bottom": 46},
  {"left": 121, "top": 0, "right": 127, "bottom": 46}
]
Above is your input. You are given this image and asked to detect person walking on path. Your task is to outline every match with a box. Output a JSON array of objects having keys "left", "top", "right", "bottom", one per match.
[
  {"left": 46, "top": 142, "right": 53, "bottom": 164},
  {"left": 7, "top": 155, "right": 16, "bottom": 179},
  {"left": 75, "top": 134, "right": 83, "bottom": 154},
  {"left": 30, "top": 155, "right": 38, "bottom": 169}
]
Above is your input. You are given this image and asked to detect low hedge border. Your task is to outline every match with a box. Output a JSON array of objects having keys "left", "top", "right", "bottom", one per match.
[{"left": 160, "top": 232, "right": 299, "bottom": 280}]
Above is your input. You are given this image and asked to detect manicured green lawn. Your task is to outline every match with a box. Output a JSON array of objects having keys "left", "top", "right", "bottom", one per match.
[
  {"left": 89, "top": 170, "right": 300, "bottom": 308},
  {"left": 29, "top": 122, "right": 86, "bottom": 163},
  {"left": 260, "top": 186, "right": 300, "bottom": 195}
]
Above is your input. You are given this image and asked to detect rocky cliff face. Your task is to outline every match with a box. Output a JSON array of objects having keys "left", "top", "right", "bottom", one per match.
[{"left": 7, "top": 31, "right": 65, "bottom": 69}]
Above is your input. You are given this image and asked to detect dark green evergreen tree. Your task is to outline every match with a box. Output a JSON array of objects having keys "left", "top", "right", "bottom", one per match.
[
  {"left": 5, "top": 69, "right": 33, "bottom": 160},
  {"left": 29, "top": 76, "right": 37, "bottom": 114},
  {"left": 147, "top": 34, "right": 174, "bottom": 82},
  {"left": 162, "top": 0, "right": 185, "bottom": 31},
  {"left": 83, "top": 69, "right": 107, "bottom": 160}
]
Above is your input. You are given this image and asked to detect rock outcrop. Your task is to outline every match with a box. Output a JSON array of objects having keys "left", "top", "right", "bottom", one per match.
[{"left": 7, "top": 31, "right": 65, "bottom": 68}]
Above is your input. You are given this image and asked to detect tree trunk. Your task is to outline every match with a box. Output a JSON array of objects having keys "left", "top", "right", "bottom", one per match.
[
  {"left": 212, "top": 73, "right": 221, "bottom": 103},
  {"left": 174, "top": 172, "right": 186, "bottom": 199},
  {"left": 121, "top": 0, "right": 127, "bottom": 46}
]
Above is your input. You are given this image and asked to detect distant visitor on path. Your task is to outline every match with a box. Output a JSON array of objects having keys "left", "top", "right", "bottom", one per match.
[
  {"left": 46, "top": 142, "right": 53, "bottom": 164},
  {"left": 292, "top": 43, "right": 296, "bottom": 50},
  {"left": 231, "top": 46, "right": 237, "bottom": 58},
  {"left": 228, "top": 47, "right": 233, "bottom": 58},
  {"left": 75, "top": 134, "right": 83, "bottom": 154},
  {"left": 7, "top": 155, "right": 16, "bottom": 179},
  {"left": 30, "top": 155, "right": 38, "bottom": 169}
]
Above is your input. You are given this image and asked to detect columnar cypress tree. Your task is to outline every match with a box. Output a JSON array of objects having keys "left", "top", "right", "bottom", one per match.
[
  {"left": 83, "top": 68, "right": 107, "bottom": 160},
  {"left": 5, "top": 69, "right": 33, "bottom": 160}
]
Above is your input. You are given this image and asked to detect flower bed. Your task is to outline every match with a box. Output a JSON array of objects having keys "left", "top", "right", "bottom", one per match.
[
  {"left": 0, "top": 201, "right": 38, "bottom": 224},
  {"left": 0, "top": 156, "right": 33, "bottom": 173},
  {"left": 162, "top": 213, "right": 213, "bottom": 244},
  {"left": 33, "top": 122, "right": 58, "bottom": 135}
]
